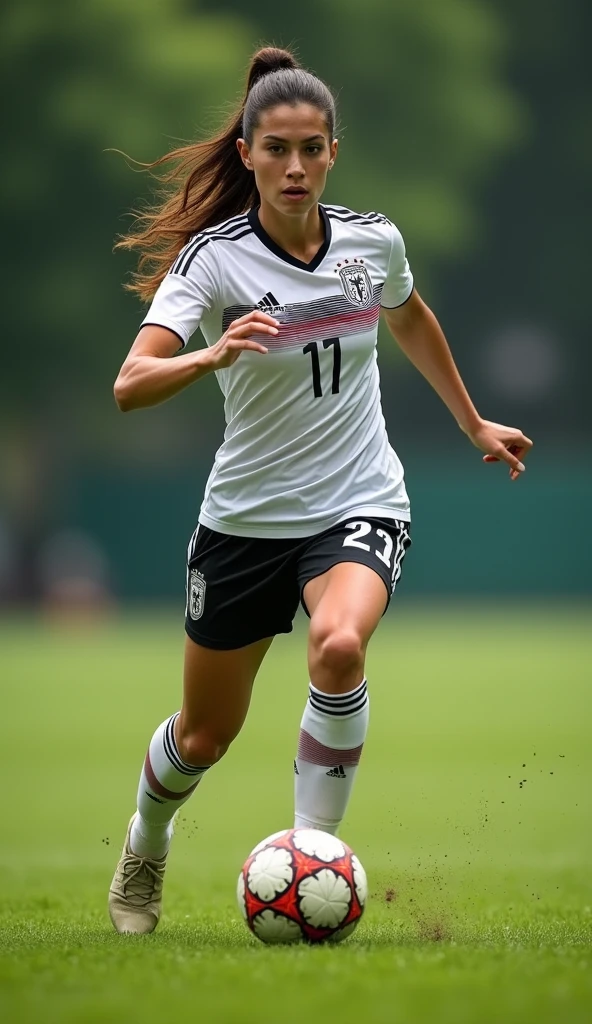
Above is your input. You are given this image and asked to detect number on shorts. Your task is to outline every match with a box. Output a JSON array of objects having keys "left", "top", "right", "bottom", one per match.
[
  {"left": 343, "top": 521, "right": 394, "bottom": 568},
  {"left": 343, "top": 521, "right": 373, "bottom": 551},
  {"left": 375, "top": 528, "right": 394, "bottom": 568}
]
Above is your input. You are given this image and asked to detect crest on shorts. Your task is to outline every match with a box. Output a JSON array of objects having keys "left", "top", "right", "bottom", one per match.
[
  {"left": 337, "top": 261, "right": 373, "bottom": 308},
  {"left": 188, "top": 569, "right": 206, "bottom": 621}
]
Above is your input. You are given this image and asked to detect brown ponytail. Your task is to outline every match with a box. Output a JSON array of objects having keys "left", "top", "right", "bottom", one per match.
[{"left": 116, "top": 47, "right": 304, "bottom": 302}]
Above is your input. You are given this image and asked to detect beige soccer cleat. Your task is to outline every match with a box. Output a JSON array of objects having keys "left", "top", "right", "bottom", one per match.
[{"left": 108, "top": 815, "right": 168, "bottom": 935}]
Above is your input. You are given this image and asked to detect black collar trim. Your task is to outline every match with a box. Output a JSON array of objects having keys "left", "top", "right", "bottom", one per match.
[{"left": 247, "top": 205, "right": 332, "bottom": 272}]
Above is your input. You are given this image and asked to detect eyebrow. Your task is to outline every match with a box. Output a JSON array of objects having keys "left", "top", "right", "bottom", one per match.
[{"left": 262, "top": 134, "right": 326, "bottom": 142}]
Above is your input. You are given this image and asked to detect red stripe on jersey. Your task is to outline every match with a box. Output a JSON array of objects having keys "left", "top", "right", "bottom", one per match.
[{"left": 255, "top": 304, "right": 381, "bottom": 349}]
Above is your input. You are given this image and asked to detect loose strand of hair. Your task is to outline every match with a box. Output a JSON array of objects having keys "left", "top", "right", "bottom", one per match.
[
  {"left": 115, "top": 110, "right": 255, "bottom": 302},
  {"left": 116, "top": 46, "right": 310, "bottom": 303}
]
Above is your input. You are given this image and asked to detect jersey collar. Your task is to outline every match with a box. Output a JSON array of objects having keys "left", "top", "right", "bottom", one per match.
[{"left": 247, "top": 205, "right": 332, "bottom": 273}]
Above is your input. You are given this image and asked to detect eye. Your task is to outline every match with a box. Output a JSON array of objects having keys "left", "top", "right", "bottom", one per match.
[
  {"left": 267, "top": 145, "right": 283, "bottom": 154},
  {"left": 305, "top": 145, "right": 322, "bottom": 154}
]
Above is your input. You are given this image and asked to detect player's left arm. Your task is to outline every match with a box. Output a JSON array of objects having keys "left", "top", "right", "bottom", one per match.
[{"left": 382, "top": 291, "right": 533, "bottom": 481}]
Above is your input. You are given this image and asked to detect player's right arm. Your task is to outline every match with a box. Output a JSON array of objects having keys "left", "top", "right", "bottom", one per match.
[{"left": 113, "top": 311, "right": 279, "bottom": 412}]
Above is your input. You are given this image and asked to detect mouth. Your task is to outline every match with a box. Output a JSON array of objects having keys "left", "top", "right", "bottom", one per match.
[{"left": 282, "top": 187, "right": 308, "bottom": 197}]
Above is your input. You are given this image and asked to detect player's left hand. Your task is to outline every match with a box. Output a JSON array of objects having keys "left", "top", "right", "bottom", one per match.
[{"left": 466, "top": 419, "right": 533, "bottom": 482}]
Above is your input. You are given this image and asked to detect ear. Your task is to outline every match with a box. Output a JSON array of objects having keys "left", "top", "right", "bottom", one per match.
[
  {"left": 328, "top": 137, "right": 339, "bottom": 170},
  {"left": 237, "top": 138, "right": 254, "bottom": 171}
]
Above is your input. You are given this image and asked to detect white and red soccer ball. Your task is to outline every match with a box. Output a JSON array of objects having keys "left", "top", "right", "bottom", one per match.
[{"left": 237, "top": 828, "right": 367, "bottom": 944}]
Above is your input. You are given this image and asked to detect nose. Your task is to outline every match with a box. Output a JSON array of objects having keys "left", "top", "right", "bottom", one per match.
[{"left": 286, "top": 152, "right": 305, "bottom": 179}]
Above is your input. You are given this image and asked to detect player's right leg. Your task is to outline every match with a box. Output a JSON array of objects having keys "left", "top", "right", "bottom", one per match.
[
  {"left": 108, "top": 634, "right": 272, "bottom": 935},
  {"left": 109, "top": 521, "right": 300, "bottom": 935}
]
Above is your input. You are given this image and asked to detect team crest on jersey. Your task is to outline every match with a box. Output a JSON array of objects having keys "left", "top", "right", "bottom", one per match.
[
  {"left": 337, "top": 261, "right": 374, "bottom": 308},
  {"left": 188, "top": 569, "right": 206, "bottom": 621}
]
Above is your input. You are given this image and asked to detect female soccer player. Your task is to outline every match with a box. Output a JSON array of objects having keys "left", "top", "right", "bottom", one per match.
[{"left": 109, "top": 47, "right": 532, "bottom": 934}]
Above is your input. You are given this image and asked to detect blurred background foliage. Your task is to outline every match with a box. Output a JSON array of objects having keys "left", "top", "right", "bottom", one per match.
[{"left": 0, "top": 0, "right": 590, "bottom": 602}]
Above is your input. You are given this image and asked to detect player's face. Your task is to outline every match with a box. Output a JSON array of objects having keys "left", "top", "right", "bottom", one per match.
[{"left": 238, "top": 104, "right": 338, "bottom": 216}]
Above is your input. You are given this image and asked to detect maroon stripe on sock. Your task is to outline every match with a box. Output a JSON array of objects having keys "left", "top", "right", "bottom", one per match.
[
  {"left": 144, "top": 752, "right": 201, "bottom": 801},
  {"left": 297, "top": 730, "right": 364, "bottom": 767}
]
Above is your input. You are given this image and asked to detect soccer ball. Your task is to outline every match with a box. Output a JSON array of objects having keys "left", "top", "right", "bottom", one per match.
[{"left": 237, "top": 828, "right": 367, "bottom": 944}]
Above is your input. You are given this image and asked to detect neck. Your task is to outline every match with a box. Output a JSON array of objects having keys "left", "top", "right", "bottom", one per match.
[{"left": 257, "top": 200, "right": 325, "bottom": 263}]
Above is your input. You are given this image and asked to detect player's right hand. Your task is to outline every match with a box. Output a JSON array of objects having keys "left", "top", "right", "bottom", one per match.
[{"left": 206, "top": 310, "right": 279, "bottom": 370}]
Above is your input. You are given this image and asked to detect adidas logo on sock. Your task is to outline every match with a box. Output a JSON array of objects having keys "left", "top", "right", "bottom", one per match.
[
  {"left": 257, "top": 291, "right": 286, "bottom": 315},
  {"left": 293, "top": 759, "right": 299, "bottom": 775},
  {"left": 326, "top": 765, "right": 347, "bottom": 778}
]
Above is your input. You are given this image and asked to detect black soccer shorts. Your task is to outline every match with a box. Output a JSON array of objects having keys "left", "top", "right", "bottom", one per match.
[{"left": 184, "top": 517, "right": 411, "bottom": 650}]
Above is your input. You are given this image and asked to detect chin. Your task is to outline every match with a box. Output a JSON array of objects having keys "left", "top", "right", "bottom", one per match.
[{"left": 277, "top": 195, "right": 316, "bottom": 213}]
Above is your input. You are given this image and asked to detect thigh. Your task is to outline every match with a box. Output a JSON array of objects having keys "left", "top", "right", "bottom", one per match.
[
  {"left": 298, "top": 517, "right": 412, "bottom": 618},
  {"left": 303, "top": 562, "right": 390, "bottom": 643},
  {"left": 185, "top": 524, "right": 301, "bottom": 649},
  {"left": 300, "top": 519, "right": 412, "bottom": 689},
  {"left": 302, "top": 564, "right": 388, "bottom": 695},
  {"left": 180, "top": 633, "right": 273, "bottom": 743}
]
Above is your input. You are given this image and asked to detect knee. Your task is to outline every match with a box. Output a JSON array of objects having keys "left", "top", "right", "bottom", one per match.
[
  {"left": 310, "top": 624, "right": 365, "bottom": 677},
  {"left": 175, "top": 726, "right": 231, "bottom": 767}
]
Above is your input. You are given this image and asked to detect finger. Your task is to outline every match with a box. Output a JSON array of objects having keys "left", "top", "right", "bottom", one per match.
[
  {"left": 232, "top": 310, "right": 280, "bottom": 328},
  {"left": 230, "top": 322, "right": 279, "bottom": 337},
  {"left": 227, "top": 339, "right": 269, "bottom": 354},
  {"left": 496, "top": 445, "right": 526, "bottom": 473},
  {"left": 483, "top": 439, "right": 531, "bottom": 465},
  {"left": 508, "top": 443, "right": 533, "bottom": 466},
  {"left": 483, "top": 444, "right": 520, "bottom": 464},
  {"left": 513, "top": 433, "right": 534, "bottom": 452}
]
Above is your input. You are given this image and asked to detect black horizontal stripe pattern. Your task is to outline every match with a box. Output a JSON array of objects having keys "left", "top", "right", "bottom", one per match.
[
  {"left": 310, "top": 682, "right": 367, "bottom": 704},
  {"left": 308, "top": 697, "right": 368, "bottom": 717},
  {"left": 310, "top": 691, "right": 368, "bottom": 708},
  {"left": 222, "top": 284, "right": 384, "bottom": 334},
  {"left": 251, "top": 306, "right": 380, "bottom": 351},
  {"left": 163, "top": 714, "right": 210, "bottom": 775},
  {"left": 308, "top": 680, "right": 368, "bottom": 717}
]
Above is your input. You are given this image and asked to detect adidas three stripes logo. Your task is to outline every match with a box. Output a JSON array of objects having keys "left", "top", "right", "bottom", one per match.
[{"left": 256, "top": 292, "right": 286, "bottom": 314}]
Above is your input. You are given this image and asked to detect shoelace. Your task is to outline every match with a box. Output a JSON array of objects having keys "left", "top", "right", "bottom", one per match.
[{"left": 119, "top": 854, "right": 165, "bottom": 907}]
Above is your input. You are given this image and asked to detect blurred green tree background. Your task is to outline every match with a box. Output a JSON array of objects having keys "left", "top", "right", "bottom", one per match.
[
  {"left": 1, "top": 0, "right": 521, "bottom": 438},
  {"left": 0, "top": 0, "right": 590, "bottom": 600}
]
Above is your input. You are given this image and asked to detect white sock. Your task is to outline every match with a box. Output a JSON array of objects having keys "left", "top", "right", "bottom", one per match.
[
  {"left": 294, "top": 679, "right": 369, "bottom": 835},
  {"left": 130, "top": 712, "right": 210, "bottom": 859}
]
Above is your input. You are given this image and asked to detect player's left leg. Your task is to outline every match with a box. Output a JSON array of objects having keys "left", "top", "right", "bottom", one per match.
[
  {"left": 294, "top": 562, "right": 387, "bottom": 834},
  {"left": 294, "top": 517, "right": 411, "bottom": 834}
]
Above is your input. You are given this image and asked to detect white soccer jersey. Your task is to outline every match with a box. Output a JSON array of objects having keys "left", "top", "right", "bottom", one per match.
[{"left": 141, "top": 204, "right": 414, "bottom": 538}]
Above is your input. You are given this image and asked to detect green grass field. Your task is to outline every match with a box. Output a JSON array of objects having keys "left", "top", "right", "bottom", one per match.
[{"left": 0, "top": 605, "right": 590, "bottom": 1023}]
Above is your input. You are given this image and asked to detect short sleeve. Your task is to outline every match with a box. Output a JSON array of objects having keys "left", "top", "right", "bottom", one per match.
[
  {"left": 380, "top": 223, "right": 414, "bottom": 309},
  {"left": 140, "top": 242, "right": 219, "bottom": 348}
]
